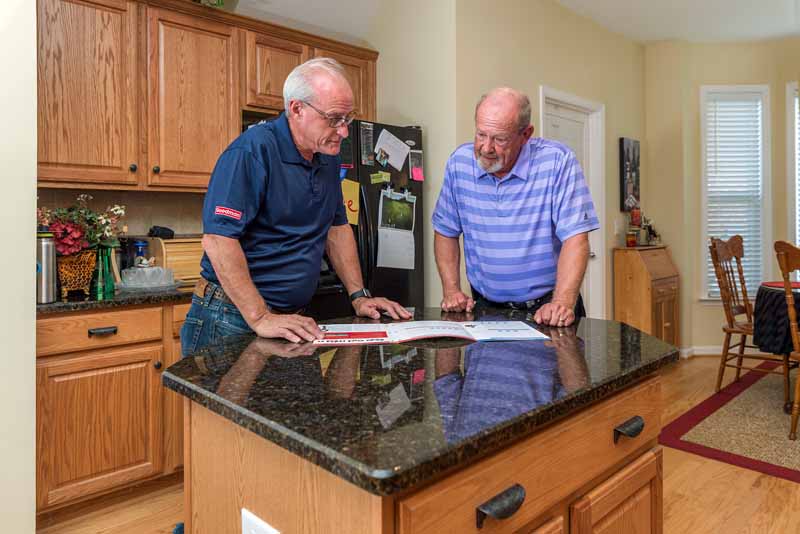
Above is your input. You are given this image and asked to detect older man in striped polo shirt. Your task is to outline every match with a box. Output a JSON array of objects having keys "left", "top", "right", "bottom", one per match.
[{"left": 432, "top": 87, "right": 599, "bottom": 326}]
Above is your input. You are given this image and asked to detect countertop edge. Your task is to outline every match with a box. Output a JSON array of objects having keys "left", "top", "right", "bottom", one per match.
[
  {"left": 163, "top": 348, "right": 679, "bottom": 496},
  {"left": 37, "top": 290, "right": 193, "bottom": 314}
]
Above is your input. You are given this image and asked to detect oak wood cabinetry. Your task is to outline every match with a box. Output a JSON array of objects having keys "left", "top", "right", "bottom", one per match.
[
  {"left": 37, "top": 0, "right": 141, "bottom": 187},
  {"left": 613, "top": 246, "right": 680, "bottom": 347},
  {"left": 146, "top": 7, "right": 239, "bottom": 189},
  {"left": 36, "top": 301, "right": 190, "bottom": 513},
  {"left": 37, "top": 0, "right": 378, "bottom": 191}
]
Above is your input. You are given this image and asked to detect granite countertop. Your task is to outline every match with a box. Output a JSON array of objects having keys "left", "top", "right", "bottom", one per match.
[
  {"left": 163, "top": 307, "right": 678, "bottom": 496},
  {"left": 37, "top": 287, "right": 192, "bottom": 314}
]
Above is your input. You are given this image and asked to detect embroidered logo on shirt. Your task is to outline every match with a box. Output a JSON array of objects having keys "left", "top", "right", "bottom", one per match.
[{"left": 214, "top": 206, "right": 242, "bottom": 220}]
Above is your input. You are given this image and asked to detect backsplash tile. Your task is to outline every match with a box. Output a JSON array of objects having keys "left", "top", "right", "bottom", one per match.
[{"left": 37, "top": 189, "right": 204, "bottom": 235}]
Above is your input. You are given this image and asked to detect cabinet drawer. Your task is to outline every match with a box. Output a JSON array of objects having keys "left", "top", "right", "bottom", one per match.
[
  {"left": 652, "top": 277, "right": 678, "bottom": 299},
  {"left": 37, "top": 307, "right": 163, "bottom": 357},
  {"left": 172, "top": 303, "right": 191, "bottom": 337},
  {"left": 397, "top": 378, "right": 661, "bottom": 534}
]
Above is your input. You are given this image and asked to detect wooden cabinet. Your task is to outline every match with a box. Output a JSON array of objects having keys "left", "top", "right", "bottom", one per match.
[
  {"left": 36, "top": 343, "right": 163, "bottom": 509},
  {"left": 146, "top": 7, "right": 239, "bottom": 189},
  {"left": 37, "top": 0, "right": 141, "bottom": 186},
  {"left": 614, "top": 247, "right": 680, "bottom": 346},
  {"left": 312, "top": 47, "right": 375, "bottom": 120},
  {"left": 571, "top": 449, "right": 662, "bottom": 534},
  {"left": 243, "top": 30, "right": 308, "bottom": 110},
  {"left": 36, "top": 302, "right": 190, "bottom": 512},
  {"left": 531, "top": 516, "right": 566, "bottom": 534}
]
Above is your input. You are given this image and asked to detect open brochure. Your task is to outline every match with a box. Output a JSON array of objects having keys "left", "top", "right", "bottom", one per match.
[{"left": 313, "top": 320, "right": 548, "bottom": 345}]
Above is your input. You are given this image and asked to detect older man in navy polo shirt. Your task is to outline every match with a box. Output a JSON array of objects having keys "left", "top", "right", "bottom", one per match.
[
  {"left": 181, "top": 58, "right": 410, "bottom": 354},
  {"left": 432, "top": 87, "right": 600, "bottom": 326}
]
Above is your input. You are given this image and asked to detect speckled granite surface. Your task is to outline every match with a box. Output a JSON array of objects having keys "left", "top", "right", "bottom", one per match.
[
  {"left": 37, "top": 288, "right": 192, "bottom": 314},
  {"left": 163, "top": 307, "right": 678, "bottom": 495}
]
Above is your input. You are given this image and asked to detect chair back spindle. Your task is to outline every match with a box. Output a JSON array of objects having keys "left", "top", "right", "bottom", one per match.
[
  {"left": 709, "top": 235, "right": 752, "bottom": 328},
  {"left": 774, "top": 241, "right": 800, "bottom": 355}
]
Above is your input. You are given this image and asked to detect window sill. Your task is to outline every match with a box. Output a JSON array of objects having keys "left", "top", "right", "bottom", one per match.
[{"left": 698, "top": 297, "right": 723, "bottom": 305}]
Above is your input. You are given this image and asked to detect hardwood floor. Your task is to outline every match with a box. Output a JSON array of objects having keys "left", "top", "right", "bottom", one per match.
[{"left": 35, "top": 356, "right": 800, "bottom": 534}]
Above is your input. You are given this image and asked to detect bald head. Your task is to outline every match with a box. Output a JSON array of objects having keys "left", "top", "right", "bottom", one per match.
[{"left": 474, "top": 87, "right": 531, "bottom": 131}]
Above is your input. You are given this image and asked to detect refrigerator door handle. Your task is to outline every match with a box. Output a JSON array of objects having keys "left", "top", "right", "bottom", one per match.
[{"left": 358, "top": 184, "right": 373, "bottom": 288}]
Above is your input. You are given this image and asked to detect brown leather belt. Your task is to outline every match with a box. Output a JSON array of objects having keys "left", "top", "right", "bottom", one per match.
[{"left": 194, "top": 278, "right": 232, "bottom": 304}]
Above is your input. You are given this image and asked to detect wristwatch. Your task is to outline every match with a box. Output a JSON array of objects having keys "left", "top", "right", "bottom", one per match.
[{"left": 349, "top": 288, "right": 372, "bottom": 302}]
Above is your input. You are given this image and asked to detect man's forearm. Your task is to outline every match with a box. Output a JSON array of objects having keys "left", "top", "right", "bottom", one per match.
[
  {"left": 325, "top": 224, "right": 364, "bottom": 295},
  {"left": 202, "top": 234, "right": 269, "bottom": 325},
  {"left": 434, "top": 232, "right": 462, "bottom": 294},
  {"left": 552, "top": 232, "right": 590, "bottom": 306}
]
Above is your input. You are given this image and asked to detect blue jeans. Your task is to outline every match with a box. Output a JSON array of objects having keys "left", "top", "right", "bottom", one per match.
[{"left": 180, "top": 282, "right": 254, "bottom": 357}]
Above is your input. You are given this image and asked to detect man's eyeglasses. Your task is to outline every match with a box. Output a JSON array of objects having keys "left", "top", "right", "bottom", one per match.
[
  {"left": 475, "top": 129, "right": 524, "bottom": 148},
  {"left": 302, "top": 101, "right": 357, "bottom": 128}
]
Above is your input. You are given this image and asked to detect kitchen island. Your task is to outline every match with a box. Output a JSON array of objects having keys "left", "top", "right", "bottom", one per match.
[{"left": 164, "top": 308, "right": 678, "bottom": 534}]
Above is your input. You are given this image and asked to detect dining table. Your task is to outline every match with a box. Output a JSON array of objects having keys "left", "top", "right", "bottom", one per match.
[{"left": 753, "top": 281, "right": 800, "bottom": 356}]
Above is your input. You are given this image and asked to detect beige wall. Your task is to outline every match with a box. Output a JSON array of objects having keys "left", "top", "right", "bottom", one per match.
[
  {"left": 455, "top": 0, "right": 646, "bottom": 318},
  {"left": 644, "top": 37, "right": 800, "bottom": 349},
  {"left": 38, "top": 190, "right": 205, "bottom": 236},
  {"left": 367, "top": 0, "right": 457, "bottom": 307},
  {"left": 1, "top": 0, "right": 36, "bottom": 531}
]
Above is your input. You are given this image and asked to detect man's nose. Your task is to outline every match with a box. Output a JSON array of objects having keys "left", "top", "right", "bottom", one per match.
[{"left": 337, "top": 123, "right": 350, "bottom": 137}]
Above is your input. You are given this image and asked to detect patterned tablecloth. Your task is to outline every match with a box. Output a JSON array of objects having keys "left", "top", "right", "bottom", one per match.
[{"left": 753, "top": 282, "right": 800, "bottom": 355}]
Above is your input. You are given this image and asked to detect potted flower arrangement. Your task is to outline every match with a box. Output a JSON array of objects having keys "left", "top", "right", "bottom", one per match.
[{"left": 37, "top": 194, "right": 126, "bottom": 299}]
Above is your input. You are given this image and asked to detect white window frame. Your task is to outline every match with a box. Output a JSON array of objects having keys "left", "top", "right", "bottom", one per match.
[
  {"left": 699, "top": 84, "right": 772, "bottom": 301},
  {"left": 787, "top": 81, "right": 799, "bottom": 247}
]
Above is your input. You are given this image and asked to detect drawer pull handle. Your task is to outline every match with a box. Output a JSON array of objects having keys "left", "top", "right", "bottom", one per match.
[
  {"left": 476, "top": 483, "right": 526, "bottom": 529},
  {"left": 613, "top": 415, "right": 645, "bottom": 444},
  {"left": 88, "top": 326, "right": 118, "bottom": 337}
]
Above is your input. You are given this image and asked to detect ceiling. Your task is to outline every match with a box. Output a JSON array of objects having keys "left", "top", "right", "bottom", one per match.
[
  {"left": 556, "top": 0, "right": 800, "bottom": 42},
  {"left": 227, "top": 0, "right": 800, "bottom": 45}
]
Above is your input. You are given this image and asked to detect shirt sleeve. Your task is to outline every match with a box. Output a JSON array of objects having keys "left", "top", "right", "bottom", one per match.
[
  {"left": 202, "top": 148, "right": 267, "bottom": 239},
  {"left": 331, "top": 178, "right": 348, "bottom": 226},
  {"left": 432, "top": 156, "right": 463, "bottom": 237},
  {"left": 552, "top": 151, "right": 600, "bottom": 242}
]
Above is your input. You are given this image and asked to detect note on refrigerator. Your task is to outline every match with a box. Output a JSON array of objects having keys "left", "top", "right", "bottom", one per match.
[
  {"left": 360, "top": 122, "right": 374, "bottom": 166},
  {"left": 409, "top": 149, "right": 424, "bottom": 181},
  {"left": 374, "top": 129, "right": 411, "bottom": 172},
  {"left": 340, "top": 179, "right": 360, "bottom": 225},
  {"left": 376, "top": 189, "right": 415, "bottom": 270}
]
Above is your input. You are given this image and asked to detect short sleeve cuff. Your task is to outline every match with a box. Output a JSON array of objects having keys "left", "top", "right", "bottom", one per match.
[
  {"left": 432, "top": 219, "right": 461, "bottom": 238},
  {"left": 556, "top": 221, "right": 600, "bottom": 242}
]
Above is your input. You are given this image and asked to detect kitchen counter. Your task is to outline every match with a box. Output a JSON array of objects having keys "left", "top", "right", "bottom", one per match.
[
  {"left": 164, "top": 308, "right": 678, "bottom": 497},
  {"left": 36, "top": 287, "right": 192, "bottom": 314}
]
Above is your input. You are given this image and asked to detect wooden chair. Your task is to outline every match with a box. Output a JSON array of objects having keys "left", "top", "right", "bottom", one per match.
[
  {"left": 774, "top": 241, "right": 800, "bottom": 439},
  {"left": 709, "top": 236, "right": 793, "bottom": 405}
]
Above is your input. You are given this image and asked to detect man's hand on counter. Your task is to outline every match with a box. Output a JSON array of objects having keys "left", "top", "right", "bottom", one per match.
[
  {"left": 352, "top": 296, "right": 413, "bottom": 320},
  {"left": 250, "top": 311, "right": 323, "bottom": 343}
]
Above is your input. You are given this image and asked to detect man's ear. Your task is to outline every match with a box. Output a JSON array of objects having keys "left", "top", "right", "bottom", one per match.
[
  {"left": 287, "top": 99, "right": 303, "bottom": 119},
  {"left": 522, "top": 125, "right": 534, "bottom": 141}
]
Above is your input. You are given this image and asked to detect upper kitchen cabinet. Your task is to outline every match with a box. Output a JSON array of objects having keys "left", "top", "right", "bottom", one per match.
[
  {"left": 38, "top": 0, "right": 141, "bottom": 187},
  {"left": 146, "top": 7, "right": 239, "bottom": 189},
  {"left": 311, "top": 47, "right": 375, "bottom": 120},
  {"left": 243, "top": 30, "right": 308, "bottom": 111}
]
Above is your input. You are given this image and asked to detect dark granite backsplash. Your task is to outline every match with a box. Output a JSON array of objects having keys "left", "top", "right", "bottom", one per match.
[{"left": 163, "top": 307, "right": 678, "bottom": 495}]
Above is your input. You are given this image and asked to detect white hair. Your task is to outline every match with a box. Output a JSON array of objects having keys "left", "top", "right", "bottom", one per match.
[
  {"left": 283, "top": 58, "right": 347, "bottom": 112},
  {"left": 475, "top": 88, "right": 531, "bottom": 130}
]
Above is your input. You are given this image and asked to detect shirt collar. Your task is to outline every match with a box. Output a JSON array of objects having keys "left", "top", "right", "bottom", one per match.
[
  {"left": 474, "top": 139, "right": 532, "bottom": 182},
  {"left": 273, "top": 113, "right": 328, "bottom": 167}
]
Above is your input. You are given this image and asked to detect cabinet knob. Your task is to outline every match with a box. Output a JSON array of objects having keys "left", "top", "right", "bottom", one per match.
[
  {"left": 154, "top": 361, "right": 163, "bottom": 370},
  {"left": 129, "top": 163, "right": 138, "bottom": 172},
  {"left": 152, "top": 165, "right": 160, "bottom": 174}
]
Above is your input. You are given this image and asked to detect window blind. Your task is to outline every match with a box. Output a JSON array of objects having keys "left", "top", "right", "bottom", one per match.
[{"left": 703, "top": 90, "right": 766, "bottom": 298}]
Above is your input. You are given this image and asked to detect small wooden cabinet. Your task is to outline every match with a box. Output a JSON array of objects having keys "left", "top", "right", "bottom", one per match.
[
  {"left": 243, "top": 30, "right": 308, "bottom": 110},
  {"left": 146, "top": 7, "right": 240, "bottom": 189},
  {"left": 312, "top": 47, "right": 375, "bottom": 120},
  {"left": 37, "top": 0, "right": 141, "bottom": 187},
  {"left": 614, "top": 247, "right": 680, "bottom": 346},
  {"left": 36, "top": 301, "right": 190, "bottom": 513}
]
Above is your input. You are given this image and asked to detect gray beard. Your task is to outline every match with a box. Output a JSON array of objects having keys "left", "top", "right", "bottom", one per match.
[{"left": 477, "top": 155, "right": 503, "bottom": 174}]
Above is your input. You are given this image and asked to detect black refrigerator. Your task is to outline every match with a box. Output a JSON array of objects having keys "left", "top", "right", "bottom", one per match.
[{"left": 307, "top": 120, "right": 425, "bottom": 320}]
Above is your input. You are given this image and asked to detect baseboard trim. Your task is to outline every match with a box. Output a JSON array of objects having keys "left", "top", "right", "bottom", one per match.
[{"left": 679, "top": 346, "right": 765, "bottom": 359}]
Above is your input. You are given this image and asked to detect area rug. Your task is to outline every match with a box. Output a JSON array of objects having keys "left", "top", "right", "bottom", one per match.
[{"left": 659, "top": 362, "right": 800, "bottom": 483}]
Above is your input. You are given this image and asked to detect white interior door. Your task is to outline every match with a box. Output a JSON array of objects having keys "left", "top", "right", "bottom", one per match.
[{"left": 543, "top": 100, "right": 602, "bottom": 317}]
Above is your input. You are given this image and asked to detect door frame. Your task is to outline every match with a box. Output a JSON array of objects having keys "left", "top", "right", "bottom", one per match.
[{"left": 539, "top": 85, "right": 606, "bottom": 318}]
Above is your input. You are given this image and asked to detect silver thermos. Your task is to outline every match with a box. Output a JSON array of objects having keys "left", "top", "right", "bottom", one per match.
[{"left": 37, "top": 229, "right": 57, "bottom": 304}]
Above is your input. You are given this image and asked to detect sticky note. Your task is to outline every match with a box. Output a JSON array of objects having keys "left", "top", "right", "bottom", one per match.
[
  {"left": 412, "top": 369, "right": 425, "bottom": 384},
  {"left": 339, "top": 167, "right": 347, "bottom": 181},
  {"left": 341, "top": 179, "right": 360, "bottom": 225},
  {"left": 411, "top": 167, "right": 424, "bottom": 182},
  {"left": 370, "top": 171, "right": 391, "bottom": 184}
]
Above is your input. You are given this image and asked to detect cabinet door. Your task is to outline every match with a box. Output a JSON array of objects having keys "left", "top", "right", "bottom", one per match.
[
  {"left": 244, "top": 31, "right": 308, "bottom": 110},
  {"left": 571, "top": 449, "right": 662, "bottom": 534},
  {"left": 147, "top": 7, "right": 239, "bottom": 189},
  {"left": 311, "top": 48, "right": 374, "bottom": 120},
  {"left": 529, "top": 516, "right": 565, "bottom": 533},
  {"left": 36, "top": 344, "right": 163, "bottom": 510},
  {"left": 38, "top": 0, "right": 140, "bottom": 186}
]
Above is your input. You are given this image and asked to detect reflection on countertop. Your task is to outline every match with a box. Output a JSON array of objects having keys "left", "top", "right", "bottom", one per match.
[{"left": 163, "top": 307, "right": 679, "bottom": 495}]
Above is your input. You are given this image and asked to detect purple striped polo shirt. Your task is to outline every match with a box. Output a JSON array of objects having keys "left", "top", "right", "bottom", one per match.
[{"left": 432, "top": 138, "right": 599, "bottom": 302}]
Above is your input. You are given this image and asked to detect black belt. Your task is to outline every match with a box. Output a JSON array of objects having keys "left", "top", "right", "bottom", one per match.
[
  {"left": 195, "top": 278, "right": 306, "bottom": 315},
  {"left": 471, "top": 287, "right": 554, "bottom": 311}
]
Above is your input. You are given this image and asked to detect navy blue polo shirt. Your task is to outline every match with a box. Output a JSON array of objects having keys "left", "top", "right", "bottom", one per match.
[{"left": 200, "top": 113, "right": 347, "bottom": 310}]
